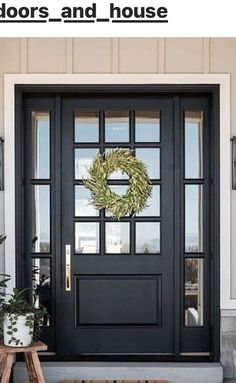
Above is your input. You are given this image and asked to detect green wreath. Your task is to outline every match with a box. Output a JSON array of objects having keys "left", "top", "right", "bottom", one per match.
[{"left": 83, "top": 148, "right": 152, "bottom": 219}]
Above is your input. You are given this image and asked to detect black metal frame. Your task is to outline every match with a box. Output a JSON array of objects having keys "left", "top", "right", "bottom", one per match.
[{"left": 14, "top": 84, "right": 220, "bottom": 362}]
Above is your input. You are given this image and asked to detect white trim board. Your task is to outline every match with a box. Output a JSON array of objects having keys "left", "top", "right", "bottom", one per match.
[{"left": 4, "top": 73, "right": 232, "bottom": 309}]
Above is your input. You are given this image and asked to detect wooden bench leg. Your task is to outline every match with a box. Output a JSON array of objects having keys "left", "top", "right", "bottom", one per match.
[
  {"left": 25, "top": 352, "right": 37, "bottom": 383},
  {"left": 0, "top": 353, "right": 14, "bottom": 383},
  {"left": 0, "top": 353, "right": 7, "bottom": 379},
  {"left": 24, "top": 351, "right": 45, "bottom": 383}
]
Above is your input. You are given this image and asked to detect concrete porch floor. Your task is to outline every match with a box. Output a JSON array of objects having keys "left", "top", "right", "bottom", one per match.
[{"left": 13, "top": 362, "right": 223, "bottom": 383}]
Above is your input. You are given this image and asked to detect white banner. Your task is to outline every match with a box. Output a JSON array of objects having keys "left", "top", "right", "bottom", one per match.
[{"left": 0, "top": 0, "right": 234, "bottom": 37}]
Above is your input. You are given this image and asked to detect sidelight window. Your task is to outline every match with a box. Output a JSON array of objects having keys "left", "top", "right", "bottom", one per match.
[
  {"left": 183, "top": 109, "right": 206, "bottom": 330},
  {"left": 184, "top": 258, "right": 204, "bottom": 327}
]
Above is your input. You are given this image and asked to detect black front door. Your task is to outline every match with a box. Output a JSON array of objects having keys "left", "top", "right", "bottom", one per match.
[
  {"left": 20, "top": 87, "right": 219, "bottom": 360},
  {"left": 59, "top": 96, "right": 174, "bottom": 355}
]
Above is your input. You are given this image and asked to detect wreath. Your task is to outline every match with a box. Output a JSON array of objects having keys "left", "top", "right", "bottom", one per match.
[{"left": 83, "top": 148, "right": 152, "bottom": 219}]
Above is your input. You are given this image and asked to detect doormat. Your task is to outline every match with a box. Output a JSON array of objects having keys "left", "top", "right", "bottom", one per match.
[{"left": 61, "top": 381, "right": 168, "bottom": 383}]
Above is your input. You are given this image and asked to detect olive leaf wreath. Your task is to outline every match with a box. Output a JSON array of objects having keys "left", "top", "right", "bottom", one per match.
[{"left": 83, "top": 148, "right": 153, "bottom": 220}]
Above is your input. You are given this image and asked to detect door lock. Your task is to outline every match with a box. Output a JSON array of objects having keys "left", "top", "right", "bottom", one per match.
[{"left": 65, "top": 245, "right": 71, "bottom": 292}]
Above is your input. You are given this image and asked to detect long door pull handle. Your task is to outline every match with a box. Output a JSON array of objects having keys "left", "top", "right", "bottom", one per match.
[{"left": 65, "top": 245, "right": 71, "bottom": 292}]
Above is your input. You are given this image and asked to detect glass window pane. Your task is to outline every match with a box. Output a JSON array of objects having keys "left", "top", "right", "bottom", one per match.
[
  {"left": 135, "top": 110, "right": 160, "bottom": 142},
  {"left": 136, "top": 148, "right": 160, "bottom": 179},
  {"left": 31, "top": 185, "right": 50, "bottom": 253},
  {"left": 185, "top": 111, "right": 203, "bottom": 179},
  {"left": 75, "top": 186, "right": 99, "bottom": 217},
  {"left": 31, "top": 112, "right": 50, "bottom": 179},
  {"left": 105, "top": 185, "right": 129, "bottom": 217},
  {"left": 105, "top": 111, "right": 129, "bottom": 142},
  {"left": 74, "top": 111, "right": 99, "bottom": 143},
  {"left": 136, "top": 185, "right": 160, "bottom": 217},
  {"left": 75, "top": 222, "right": 99, "bottom": 254},
  {"left": 185, "top": 258, "right": 204, "bottom": 327},
  {"left": 75, "top": 148, "right": 99, "bottom": 180},
  {"left": 105, "top": 222, "right": 130, "bottom": 254},
  {"left": 105, "top": 148, "right": 129, "bottom": 179},
  {"left": 32, "top": 258, "right": 51, "bottom": 326},
  {"left": 136, "top": 222, "right": 160, "bottom": 254},
  {"left": 185, "top": 185, "right": 203, "bottom": 252}
]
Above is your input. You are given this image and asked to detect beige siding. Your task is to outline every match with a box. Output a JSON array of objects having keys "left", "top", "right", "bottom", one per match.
[
  {"left": 28, "top": 38, "right": 67, "bottom": 73},
  {"left": 0, "top": 37, "right": 236, "bottom": 296},
  {"left": 73, "top": 38, "right": 113, "bottom": 73},
  {"left": 119, "top": 38, "right": 158, "bottom": 73},
  {"left": 165, "top": 38, "right": 204, "bottom": 73}
]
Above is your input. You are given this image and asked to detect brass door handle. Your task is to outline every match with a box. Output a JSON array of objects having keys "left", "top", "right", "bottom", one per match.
[{"left": 65, "top": 245, "right": 71, "bottom": 292}]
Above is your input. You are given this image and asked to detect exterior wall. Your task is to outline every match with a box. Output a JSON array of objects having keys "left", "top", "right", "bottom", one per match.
[{"left": 0, "top": 37, "right": 236, "bottom": 377}]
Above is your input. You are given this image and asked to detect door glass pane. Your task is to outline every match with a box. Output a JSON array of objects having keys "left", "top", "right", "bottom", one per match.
[
  {"left": 136, "top": 222, "right": 160, "bottom": 254},
  {"left": 105, "top": 185, "right": 129, "bottom": 217},
  {"left": 135, "top": 110, "right": 160, "bottom": 142},
  {"left": 32, "top": 258, "right": 51, "bottom": 326},
  {"left": 75, "top": 222, "right": 99, "bottom": 254},
  {"left": 136, "top": 185, "right": 160, "bottom": 217},
  {"left": 136, "top": 148, "right": 160, "bottom": 179},
  {"left": 105, "top": 148, "right": 129, "bottom": 179},
  {"left": 105, "top": 222, "right": 130, "bottom": 254},
  {"left": 185, "top": 258, "right": 204, "bottom": 327},
  {"left": 185, "top": 111, "right": 203, "bottom": 179},
  {"left": 74, "top": 111, "right": 99, "bottom": 143},
  {"left": 75, "top": 186, "right": 99, "bottom": 217},
  {"left": 31, "top": 185, "right": 50, "bottom": 253},
  {"left": 185, "top": 185, "right": 203, "bottom": 253},
  {"left": 31, "top": 112, "right": 50, "bottom": 179},
  {"left": 105, "top": 111, "right": 129, "bottom": 142},
  {"left": 75, "top": 148, "right": 99, "bottom": 179}
]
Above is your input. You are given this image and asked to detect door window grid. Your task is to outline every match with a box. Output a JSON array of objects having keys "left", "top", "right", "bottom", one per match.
[
  {"left": 29, "top": 110, "right": 53, "bottom": 328},
  {"left": 183, "top": 109, "right": 206, "bottom": 328},
  {"left": 73, "top": 109, "right": 161, "bottom": 255}
]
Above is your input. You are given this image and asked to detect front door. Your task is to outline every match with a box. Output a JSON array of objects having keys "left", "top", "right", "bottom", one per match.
[
  {"left": 59, "top": 96, "right": 174, "bottom": 355},
  {"left": 20, "top": 87, "right": 217, "bottom": 359}
]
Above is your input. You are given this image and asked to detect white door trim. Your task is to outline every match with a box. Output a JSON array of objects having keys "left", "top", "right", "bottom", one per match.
[{"left": 4, "top": 73, "right": 231, "bottom": 309}]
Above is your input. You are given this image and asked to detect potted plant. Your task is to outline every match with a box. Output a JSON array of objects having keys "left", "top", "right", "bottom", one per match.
[
  {"left": 0, "top": 234, "right": 47, "bottom": 347},
  {"left": 1, "top": 288, "right": 47, "bottom": 347}
]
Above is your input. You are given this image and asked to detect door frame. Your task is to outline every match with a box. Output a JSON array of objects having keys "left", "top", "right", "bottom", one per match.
[{"left": 3, "top": 74, "right": 228, "bottom": 361}]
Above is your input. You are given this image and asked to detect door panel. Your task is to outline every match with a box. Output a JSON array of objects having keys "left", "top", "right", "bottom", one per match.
[{"left": 58, "top": 95, "right": 174, "bottom": 355}]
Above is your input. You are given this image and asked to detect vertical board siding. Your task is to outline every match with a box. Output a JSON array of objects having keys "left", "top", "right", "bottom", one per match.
[
  {"left": 119, "top": 38, "right": 158, "bottom": 73},
  {"left": 73, "top": 38, "right": 113, "bottom": 73},
  {"left": 27, "top": 38, "right": 67, "bottom": 73},
  {"left": 165, "top": 38, "right": 203, "bottom": 73}
]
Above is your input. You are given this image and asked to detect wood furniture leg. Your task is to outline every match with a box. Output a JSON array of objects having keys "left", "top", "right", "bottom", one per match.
[
  {"left": 0, "top": 353, "right": 13, "bottom": 383},
  {"left": 25, "top": 352, "right": 38, "bottom": 383},
  {"left": 0, "top": 353, "right": 7, "bottom": 379},
  {"left": 25, "top": 351, "right": 46, "bottom": 383}
]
